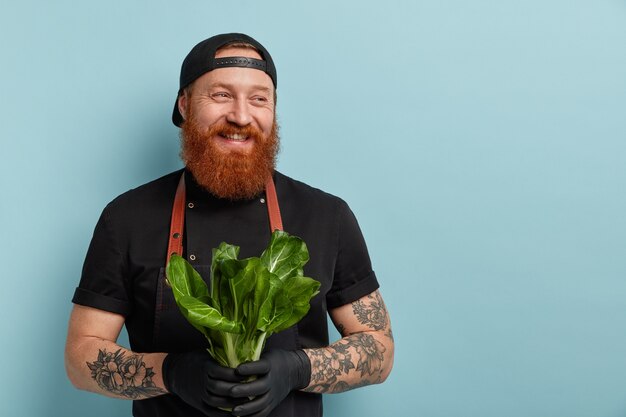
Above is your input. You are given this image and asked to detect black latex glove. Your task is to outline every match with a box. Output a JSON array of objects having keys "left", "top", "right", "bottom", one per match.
[
  {"left": 231, "top": 349, "right": 311, "bottom": 417},
  {"left": 162, "top": 350, "right": 245, "bottom": 416}
]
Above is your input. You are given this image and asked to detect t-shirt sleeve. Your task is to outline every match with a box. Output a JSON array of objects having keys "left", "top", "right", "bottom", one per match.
[
  {"left": 72, "top": 205, "right": 132, "bottom": 316},
  {"left": 326, "top": 200, "right": 379, "bottom": 309}
]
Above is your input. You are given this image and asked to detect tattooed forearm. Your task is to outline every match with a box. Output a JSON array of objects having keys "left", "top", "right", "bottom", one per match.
[
  {"left": 304, "top": 333, "right": 387, "bottom": 394},
  {"left": 86, "top": 349, "right": 166, "bottom": 399},
  {"left": 352, "top": 291, "right": 389, "bottom": 332},
  {"left": 306, "top": 291, "right": 394, "bottom": 393}
]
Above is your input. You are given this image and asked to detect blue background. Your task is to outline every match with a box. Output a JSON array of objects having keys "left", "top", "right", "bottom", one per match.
[{"left": 1, "top": 1, "right": 625, "bottom": 416}]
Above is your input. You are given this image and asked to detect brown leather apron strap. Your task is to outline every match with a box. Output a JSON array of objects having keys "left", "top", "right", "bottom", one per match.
[
  {"left": 167, "top": 173, "right": 186, "bottom": 258},
  {"left": 166, "top": 172, "right": 283, "bottom": 262},
  {"left": 265, "top": 175, "right": 283, "bottom": 232}
]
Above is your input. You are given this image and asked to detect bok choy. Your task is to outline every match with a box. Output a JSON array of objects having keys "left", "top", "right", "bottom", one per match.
[{"left": 166, "top": 230, "right": 321, "bottom": 368}]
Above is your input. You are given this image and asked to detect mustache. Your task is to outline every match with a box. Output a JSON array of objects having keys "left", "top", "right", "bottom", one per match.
[{"left": 207, "top": 122, "right": 266, "bottom": 142}]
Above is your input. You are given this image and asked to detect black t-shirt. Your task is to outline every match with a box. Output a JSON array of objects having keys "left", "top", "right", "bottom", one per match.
[{"left": 73, "top": 169, "right": 379, "bottom": 417}]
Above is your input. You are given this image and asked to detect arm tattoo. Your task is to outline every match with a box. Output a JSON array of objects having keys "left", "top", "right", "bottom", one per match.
[
  {"left": 352, "top": 291, "right": 389, "bottom": 331},
  {"left": 86, "top": 349, "right": 166, "bottom": 399},
  {"left": 309, "top": 291, "right": 393, "bottom": 393},
  {"left": 354, "top": 333, "right": 386, "bottom": 377},
  {"left": 305, "top": 333, "right": 386, "bottom": 393}
]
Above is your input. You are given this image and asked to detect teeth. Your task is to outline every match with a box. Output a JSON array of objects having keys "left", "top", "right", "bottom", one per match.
[{"left": 223, "top": 133, "right": 247, "bottom": 141}]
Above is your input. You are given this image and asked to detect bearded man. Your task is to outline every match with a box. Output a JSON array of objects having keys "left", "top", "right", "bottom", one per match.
[{"left": 65, "top": 33, "right": 394, "bottom": 417}]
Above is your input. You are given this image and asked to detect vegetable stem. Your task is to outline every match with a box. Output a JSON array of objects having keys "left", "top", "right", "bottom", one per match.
[
  {"left": 253, "top": 332, "right": 267, "bottom": 362},
  {"left": 224, "top": 333, "right": 240, "bottom": 368}
]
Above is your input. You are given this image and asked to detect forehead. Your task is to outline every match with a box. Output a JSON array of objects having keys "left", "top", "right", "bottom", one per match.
[{"left": 192, "top": 46, "right": 273, "bottom": 91}]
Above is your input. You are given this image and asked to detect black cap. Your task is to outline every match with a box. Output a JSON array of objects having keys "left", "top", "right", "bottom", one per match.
[{"left": 172, "top": 33, "right": 277, "bottom": 127}]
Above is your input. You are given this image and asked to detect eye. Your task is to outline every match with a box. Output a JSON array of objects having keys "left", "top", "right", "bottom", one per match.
[
  {"left": 211, "top": 92, "right": 231, "bottom": 101},
  {"left": 251, "top": 96, "right": 269, "bottom": 104}
]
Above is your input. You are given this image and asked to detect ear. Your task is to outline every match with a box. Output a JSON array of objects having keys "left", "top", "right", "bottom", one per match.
[{"left": 177, "top": 93, "right": 188, "bottom": 121}]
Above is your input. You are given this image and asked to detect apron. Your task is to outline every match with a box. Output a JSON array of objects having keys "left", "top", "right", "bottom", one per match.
[
  {"left": 152, "top": 172, "right": 300, "bottom": 352},
  {"left": 146, "top": 172, "right": 319, "bottom": 417}
]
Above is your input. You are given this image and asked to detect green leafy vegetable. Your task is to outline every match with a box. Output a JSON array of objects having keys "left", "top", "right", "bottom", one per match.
[{"left": 166, "top": 230, "right": 321, "bottom": 368}]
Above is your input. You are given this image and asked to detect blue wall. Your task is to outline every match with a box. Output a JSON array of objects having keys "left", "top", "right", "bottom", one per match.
[{"left": 1, "top": 1, "right": 625, "bottom": 416}]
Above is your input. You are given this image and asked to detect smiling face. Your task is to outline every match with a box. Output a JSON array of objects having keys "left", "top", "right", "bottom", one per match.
[
  {"left": 177, "top": 46, "right": 275, "bottom": 154},
  {"left": 177, "top": 46, "right": 280, "bottom": 200}
]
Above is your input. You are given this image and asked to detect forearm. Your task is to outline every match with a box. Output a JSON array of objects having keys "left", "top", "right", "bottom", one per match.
[
  {"left": 65, "top": 336, "right": 168, "bottom": 400},
  {"left": 302, "top": 329, "right": 394, "bottom": 394}
]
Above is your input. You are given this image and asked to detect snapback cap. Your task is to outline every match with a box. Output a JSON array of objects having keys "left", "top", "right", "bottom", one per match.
[{"left": 172, "top": 33, "right": 277, "bottom": 127}]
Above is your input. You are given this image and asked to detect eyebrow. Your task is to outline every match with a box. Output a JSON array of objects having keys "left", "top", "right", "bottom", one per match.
[{"left": 209, "top": 82, "right": 272, "bottom": 93}]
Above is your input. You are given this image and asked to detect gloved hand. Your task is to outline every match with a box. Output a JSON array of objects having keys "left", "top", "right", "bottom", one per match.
[
  {"left": 162, "top": 350, "right": 245, "bottom": 416},
  {"left": 231, "top": 349, "right": 311, "bottom": 417}
]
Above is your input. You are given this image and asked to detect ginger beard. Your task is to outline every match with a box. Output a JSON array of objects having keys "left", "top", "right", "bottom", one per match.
[{"left": 180, "top": 108, "right": 280, "bottom": 200}]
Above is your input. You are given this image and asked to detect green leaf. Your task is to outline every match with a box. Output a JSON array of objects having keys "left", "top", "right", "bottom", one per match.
[
  {"left": 176, "top": 295, "right": 243, "bottom": 334},
  {"left": 260, "top": 231, "right": 309, "bottom": 281},
  {"left": 260, "top": 286, "right": 294, "bottom": 334},
  {"left": 219, "top": 258, "right": 248, "bottom": 279},
  {"left": 166, "top": 255, "right": 209, "bottom": 299},
  {"left": 166, "top": 255, "right": 242, "bottom": 334},
  {"left": 271, "top": 276, "right": 321, "bottom": 333},
  {"left": 248, "top": 267, "right": 273, "bottom": 329},
  {"left": 282, "top": 275, "right": 321, "bottom": 304},
  {"left": 222, "top": 258, "right": 261, "bottom": 323},
  {"left": 255, "top": 273, "right": 285, "bottom": 332},
  {"left": 210, "top": 243, "right": 240, "bottom": 310},
  {"left": 213, "top": 242, "right": 240, "bottom": 264}
]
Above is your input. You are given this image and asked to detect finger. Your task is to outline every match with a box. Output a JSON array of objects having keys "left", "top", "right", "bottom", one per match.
[
  {"left": 206, "top": 378, "right": 241, "bottom": 397},
  {"left": 230, "top": 378, "right": 270, "bottom": 398},
  {"left": 232, "top": 394, "right": 272, "bottom": 416},
  {"left": 236, "top": 359, "right": 270, "bottom": 376},
  {"left": 208, "top": 364, "right": 246, "bottom": 382}
]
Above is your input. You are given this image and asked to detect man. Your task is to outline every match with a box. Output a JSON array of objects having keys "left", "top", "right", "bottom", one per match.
[{"left": 65, "top": 33, "right": 394, "bottom": 417}]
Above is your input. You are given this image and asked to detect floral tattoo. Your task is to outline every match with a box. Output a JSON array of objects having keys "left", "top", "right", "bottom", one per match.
[
  {"left": 305, "top": 291, "right": 392, "bottom": 393},
  {"left": 355, "top": 333, "right": 386, "bottom": 377},
  {"left": 306, "top": 333, "right": 386, "bottom": 393},
  {"left": 86, "top": 349, "right": 166, "bottom": 398},
  {"left": 308, "top": 340, "right": 355, "bottom": 391},
  {"left": 352, "top": 291, "right": 389, "bottom": 331}
]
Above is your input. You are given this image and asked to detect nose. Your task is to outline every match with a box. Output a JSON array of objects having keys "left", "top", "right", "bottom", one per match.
[{"left": 226, "top": 99, "right": 252, "bottom": 126}]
